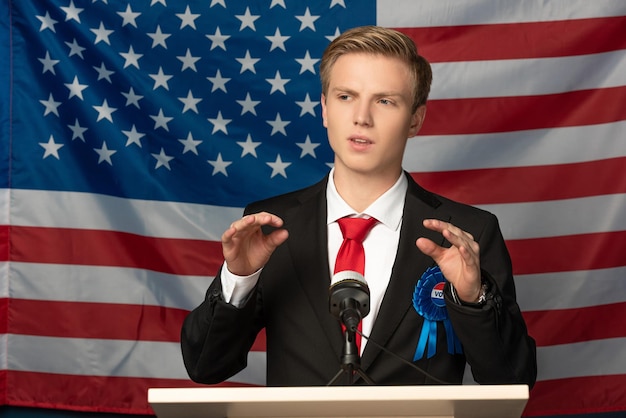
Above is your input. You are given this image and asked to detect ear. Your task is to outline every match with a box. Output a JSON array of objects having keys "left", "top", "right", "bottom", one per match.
[
  {"left": 408, "top": 105, "right": 427, "bottom": 138},
  {"left": 321, "top": 94, "right": 328, "bottom": 128}
]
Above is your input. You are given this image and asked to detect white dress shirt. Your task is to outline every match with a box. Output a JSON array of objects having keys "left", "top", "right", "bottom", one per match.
[{"left": 221, "top": 169, "right": 407, "bottom": 352}]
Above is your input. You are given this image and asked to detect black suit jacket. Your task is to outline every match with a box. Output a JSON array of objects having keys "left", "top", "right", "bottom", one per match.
[{"left": 181, "top": 173, "right": 537, "bottom": 387}]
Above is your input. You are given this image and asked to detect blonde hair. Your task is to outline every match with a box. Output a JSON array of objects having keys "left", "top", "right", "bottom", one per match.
[{"left": 320, "top": 26, "right": 432, "bottom": 113}]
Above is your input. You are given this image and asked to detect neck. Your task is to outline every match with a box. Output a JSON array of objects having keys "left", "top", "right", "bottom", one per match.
[{"left": 332, "top": 168, "right": 403, "bottom": 213}]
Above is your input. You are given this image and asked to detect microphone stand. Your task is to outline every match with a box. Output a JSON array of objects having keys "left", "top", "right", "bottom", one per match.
[{"left": 327, "top": 299, "right": 376, "bottom": 386}]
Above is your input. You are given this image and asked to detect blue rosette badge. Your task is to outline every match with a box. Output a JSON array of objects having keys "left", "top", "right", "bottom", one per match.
[{"left": 412, "top": 266, "right": 463, "bottom": 360}]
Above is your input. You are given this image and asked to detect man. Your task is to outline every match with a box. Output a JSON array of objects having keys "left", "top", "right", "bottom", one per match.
[{"left": 181, "top": 26, "right": 537, "bottom": 387}]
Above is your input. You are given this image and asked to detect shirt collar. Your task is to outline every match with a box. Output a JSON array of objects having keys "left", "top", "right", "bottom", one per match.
[{"left": 326, "top": 168, "right": 407, "bottom": 231}]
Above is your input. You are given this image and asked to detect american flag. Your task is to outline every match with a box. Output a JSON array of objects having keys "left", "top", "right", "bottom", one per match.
[{"left": 1, "top": 0, "right": 625, "bottom": 416}]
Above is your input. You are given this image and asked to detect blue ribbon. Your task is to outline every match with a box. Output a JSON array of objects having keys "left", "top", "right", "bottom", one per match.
[{"left": 412, "top": 266, "right": 463, "bottom": 360}]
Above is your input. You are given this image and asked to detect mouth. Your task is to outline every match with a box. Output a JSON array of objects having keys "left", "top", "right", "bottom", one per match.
[{"left": 349, "top": 136, "right": 373, "bottom": 145}]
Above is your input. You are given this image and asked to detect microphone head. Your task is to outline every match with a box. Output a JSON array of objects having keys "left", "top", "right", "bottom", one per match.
[{"left": 329, "top": 270, "right": 370, "bottom": 321}]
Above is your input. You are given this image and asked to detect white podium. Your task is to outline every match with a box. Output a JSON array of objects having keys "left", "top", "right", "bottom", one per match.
[{"left": 148, "top": 385, "right": 529, "bottom": 418}]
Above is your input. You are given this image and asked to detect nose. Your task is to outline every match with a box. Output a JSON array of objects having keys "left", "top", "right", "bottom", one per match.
[{"left": 353, "top": 102, "right": 373, "bottom": 127}]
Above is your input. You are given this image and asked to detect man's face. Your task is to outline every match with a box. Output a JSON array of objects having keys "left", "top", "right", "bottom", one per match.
[{"left": 321, "top": 53, "right": 425, "bottom": 180}]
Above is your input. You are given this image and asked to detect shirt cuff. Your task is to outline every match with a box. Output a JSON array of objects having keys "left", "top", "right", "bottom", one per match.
[{"left": 220, "top": 262, "right": 262, "bottom": 308}]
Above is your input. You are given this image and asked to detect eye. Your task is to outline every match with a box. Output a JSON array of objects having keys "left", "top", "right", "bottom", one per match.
[
  {"left": 379, "top": 98, "right": 393, "bottom": 105},
  {"left": 338, "top": 94, "right": 350, "bottom": 101}
]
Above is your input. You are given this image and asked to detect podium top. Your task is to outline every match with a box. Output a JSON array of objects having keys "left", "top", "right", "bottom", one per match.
[{"left": 149, "top": 385, "right": 529, "bottom": 418}]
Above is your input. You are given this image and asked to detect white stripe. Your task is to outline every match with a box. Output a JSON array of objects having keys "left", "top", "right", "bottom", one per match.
[
  {"left": 8, "top": 334, "right": 188, "bottom": 379},
  {"left": 8, "top": 333, "right": 266, "bottom": 385},
  {"left": 429, "top": 50, "right": 626, "bottom": 99},
  {"left": 480, "top": 194, "right": 626, "bottom": 240},
  {"left": 0, "top": 334, "right": 6, "bottom": 370},
  {"left": 536, "top": 337, "right": 626, "bottom": 381},
  {"left": 227, "top": 352, "right": 267, "bottom": 386},
  {"left": 515, "top": 267, "right": 626, "bottom": 312},
  {"left": 8, "top": 188, "right": 242, "bottom": 239},
  {"left": 10, "top": 262, "right": 211, "bottom": 311},
  {"left": 0, "top": 188, "right": 8, "bottom": 225},
  {"left": 405, "top": 121, "right": 626, "bottom": 171},
  {"left": 0, "top": 262, "right": 7, "bottom": 299},
  {"left": 377, "top": 0, "right": 626, "bottom": 27}
]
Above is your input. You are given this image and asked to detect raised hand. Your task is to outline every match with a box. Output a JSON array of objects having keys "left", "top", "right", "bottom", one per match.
[
  {"left": 221, "top": 212, "right": 289, "bottom": 276},
  {"left": 416, "top": 219, "right": 482, "bottom": 303}
]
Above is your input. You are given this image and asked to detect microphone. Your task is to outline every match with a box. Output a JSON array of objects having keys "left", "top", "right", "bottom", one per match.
[{"left": 329, "top": 270, "right": 370, "bottom": 331}]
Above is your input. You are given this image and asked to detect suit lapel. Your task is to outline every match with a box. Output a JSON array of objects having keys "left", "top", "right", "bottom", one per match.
[
  {"left": 361, "top": 175, "right": 446, "bottom": 369},
  {"left": 284, "top": 176, "right": 344, "bottom": 358}
]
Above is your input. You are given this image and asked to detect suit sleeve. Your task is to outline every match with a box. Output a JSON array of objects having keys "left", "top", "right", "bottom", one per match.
[
  {"left": 180, "top": 268, "right": 264, "bottom": 384},
  {"left": 444, "top": 213, "right": 538, "bottom": 387}
]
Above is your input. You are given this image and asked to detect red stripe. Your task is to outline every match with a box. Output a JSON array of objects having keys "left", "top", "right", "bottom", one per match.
[
  {"left": 0, "top": 225, "right": 8, "bottom": 262},
  {"left": 0, "top": 298, "right": 8, "bottom": 334},
  {"left": 8, "top": 298, "right": 268, "bottom": 350},
  {"left": 524, "top": 375, "right": 626, "bottom": 416},
  {"left": 5, "top": 370, "right": 205, "bottom": 414},
  {"left": 8, "top": 299, "right": 187, "bottom": 342},
  {"left": 411, "top": 157, "right": 626, "bottom": 205},
  {"left": 10, "top": 226, "right": 223, "bottom": 276},
  {"left": 523, "top": 302, "right": 626, "bottom": 347},
  {"left": 397, "top": 16, "right": 626, "bottom": 63},
  {"left": 421, "top": 86, "right": 626, "bottom": 135},
  {"left": 507, "top": 230, "right": 626, "bottom": 276}
]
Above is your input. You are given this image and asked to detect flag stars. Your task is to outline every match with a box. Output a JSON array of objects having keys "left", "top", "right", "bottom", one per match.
[
  {"left": 296, "top": 51, "right": 319, "bottom": 74},
  {"left": 65, "top": 76, "right": 88, "bottom": 100},
  {"left": 236, "top": 93, "right": 260, "bottom": 116},
  {"left": 39, "top": 51, "right": 60, "bottom": 74},
  {"left": 39, "top": 93, "right": 62, "bottom": 116},
  {"left": 121, "top": 87, "right": 143, "bottom": 108},
  {"left": 267, "top": 155, "right": 291, "bottom": 178},
  {"left": 94, "top": 141, "right": 117, "bottom": 165},
  {"left": 267, "top": 113, "right": 290, "bottom": 136},
  {"left": 36, "top": 12, "right": 58, "bottom": 33},
  {"left": 177, "top": 49, "right": 200, "bottom": 72},
  {"left": 176, "top": 5, "right": 200, "bottom": 30},
  {"left": 235, "top": 7, "right": 260, "bottom": 31},
  {"left": 93, "top": 99, "right": 117, "bottom": 122},
  {"left": 237, "top": 134, "right": 261, "bottom": 158},
  {"left": 93, "top": 62, "right": 115, "bottom": 82},
  {"left": 208, "top": 111, "right": 232, "bottom": 134},
  {"left": 179, "top": 132, "right": 202, "bottom": 155},
  {"left": 208, "top": 153, "right": 232, "bottom": 176},
  {"left": 236, "top": 50, "right": 260, "bottom": 74},
  {"left": 91, "top": 22, "right": 114, "bottom": 45},
  {"left": 148, "top": 25, "right": 171, "bottom": 49},
  {"left": 120, "top": 45, "right": 143, "bottom": 69},
  {"left": 152, "top": 148, "right": 174, "bottom": 170},
  {"left": 65, "top": 39, "right": 86, "bottom": 58},
  {"left": 207, "top": 69, "right": 230, "bottom": 93},
  {"left": 326, "top": 27, "right": 341, "bottom": 43},
  {"left": 295, "top": 8, "right": 320, "bottom": 31},
  {"left": 149, "top": 66, "right": 173, "bottom": 90},
  {"left": 266, "top": 28, "right": 290, "bottom": 52},
  {"left": 266, "top": 70, "right": 290, "bottom": 94},
  {"left": 67, "top": 119, "right": 88, "bottom": 141},
  {"left": 296, "top": 135, "right": 321, "bottom": 158},
  {"left": 117, "top": 4, "right": 141, "bottom": 27},
  {"left": 206, "top": 27, "right": 229, "bottom": 51},
  {"left": 330, "top": 0, "right": 346, "bottom": 8},
  {"left": 122, "top": 124, "right": 145, "bottom": 147},
  {"left": 296, "top": 93, "right": 319, "bottom": 116},
  {"left": 150, "top": 109, "right": 173, "bottom": 131},
  {"left": 61, "top": 1, "right": 84, "bottom": 23},
  {"left": 179, "top": 90, "right": 202, "bottom": 113},
  {"left": 39, "top": 135, "right": 64, "bottom": 159}
]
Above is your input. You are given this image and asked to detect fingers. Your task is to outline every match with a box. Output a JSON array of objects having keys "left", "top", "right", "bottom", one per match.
[
  {"left": 222, "top": 212, "right": 284, "bottom": 243},
  {"left": 418, "top": 219, "right": 480, "bottom": 266}
]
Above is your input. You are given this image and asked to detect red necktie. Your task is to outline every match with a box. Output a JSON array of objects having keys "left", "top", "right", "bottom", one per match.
[{"left": 334, "top": 216, "right": 378, "bottom": 350}]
